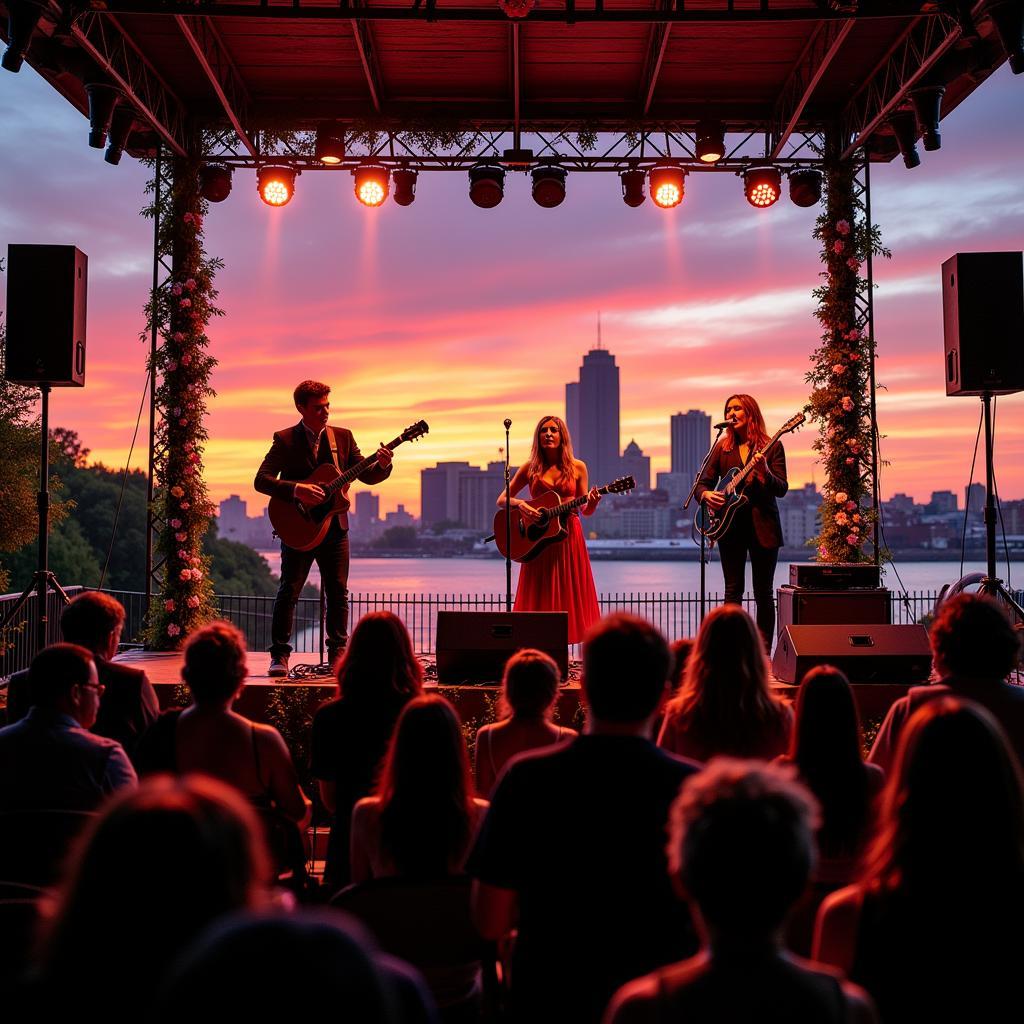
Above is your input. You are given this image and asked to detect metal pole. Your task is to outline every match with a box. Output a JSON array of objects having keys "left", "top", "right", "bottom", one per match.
[
  {"left": 863, "top": 158, "right": 881, "bottom": 565},
  {"left": 145, "top": 145, "right": 162, "bottom": 627},
  {"left": 982, "top": 393, "right": 998, "bottom": 583},
  {"left": 36, "top": 385, "right": 51, "bottom": 650},
  {"left": 504, "top": 419, "right": 513, "bottom": 612}
]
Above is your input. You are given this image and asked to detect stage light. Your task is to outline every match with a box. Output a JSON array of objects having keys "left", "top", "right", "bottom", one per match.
[
  {"left": 983, "top": 0, "right": 1024, "bottom": 74},
  {"left": 888, "top": 110, "right": 921, "bottom": 168},
  {"left": 85, "top": 82, "right": 120, "bottom": 149},
  {"left": 257, "top": 165, "right": 297, "bottom": 207},
  {"left": 788, "top": 168, "right": 823, "bottom": 208},
  {"left": 469, "top": 164, "right": 506, "bottom": 208},
  {"left": 620, "top": 168, "right": 646, "bottom": 208},
  {"left": 743, "top": 165, "right": 782, "bottom": 208},
  {"left": 650, "top": 164, "right": 685, "bottom": 209},
  {"left": 104, "top": 104, "right": 135, "bottom": 165},
  {"left": 910, "top": 84, "right": 946, "bottom": 151},
  {"left": 199, "top": 163, "right": 233, "bottom": 203},
  {"left": 2, "top": 1, "right": 45, "bottom": 73},
  {"left": 316, "top": 124, "right": 345, "bottom": 165},
  {"left": 393, "top": 168, "right": 418, "bottom": 207},
  {"left": 695, "top": 119, "right": 725, "bottom": 164},
  {"left": 354, "top": 165, "right": 389, "bottom": 207},
  {"left": 531, "top": 165, "right": 567, "bottom": 208}
]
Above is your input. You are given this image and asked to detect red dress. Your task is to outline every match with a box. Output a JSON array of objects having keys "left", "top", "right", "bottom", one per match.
[{"left": 513, "top": 477, "right": 601, "bottom": 644}]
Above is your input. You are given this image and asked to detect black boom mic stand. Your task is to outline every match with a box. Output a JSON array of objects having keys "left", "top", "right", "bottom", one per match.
[
  {"left": 504, "top": 418, "right": 513, "bottom": 611},
  {"left": 683, "top": 422, "right": 728, "bottom": 624}
]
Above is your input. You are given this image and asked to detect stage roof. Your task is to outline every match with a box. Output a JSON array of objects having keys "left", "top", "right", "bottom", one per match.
[{"left": 0, "top": 1, "right": 1016, "bottom": 164}]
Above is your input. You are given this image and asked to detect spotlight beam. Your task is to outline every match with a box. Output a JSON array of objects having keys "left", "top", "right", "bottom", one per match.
[{"left": 174, "top": 13, "right": 256, "bottom": 155}]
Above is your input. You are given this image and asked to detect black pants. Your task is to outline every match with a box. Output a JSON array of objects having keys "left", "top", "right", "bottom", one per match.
[
  {"left": 271, "top": 517, "right": 349, "bottom": 660},
  {"left": 717, "top": 517, "right": 779, "bottom": 649}
]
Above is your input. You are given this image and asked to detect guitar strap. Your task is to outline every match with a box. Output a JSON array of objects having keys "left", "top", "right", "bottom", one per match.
[{"left": 325, "top": 426, "right": 341, "bottom": 470}]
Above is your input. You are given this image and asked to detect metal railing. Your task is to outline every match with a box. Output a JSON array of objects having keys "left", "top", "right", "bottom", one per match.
[{"left": 2, "top": 585, "right": 955, "bottom": 678}]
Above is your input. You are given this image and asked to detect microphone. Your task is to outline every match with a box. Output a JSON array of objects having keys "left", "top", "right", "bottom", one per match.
[
  {"left": 503, "top": 418, "right": 512, "bottom": 429},
  {"left": 713, "top": 420, "right": 735, "bottom": 430}
]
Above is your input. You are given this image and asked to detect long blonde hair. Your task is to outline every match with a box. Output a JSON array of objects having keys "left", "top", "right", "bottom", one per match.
[{"left": 525, "top": 415, "right": 578, "bottom": 485}]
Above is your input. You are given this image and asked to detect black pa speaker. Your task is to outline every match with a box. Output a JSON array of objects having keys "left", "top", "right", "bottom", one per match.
[
  {"left": 4, "top": 244, "right": 88, "bottom": 386},
  {"left": 777, "top": 587, "right": 891, "bottom": 633},
  {"left": 435, "top": 611, "right": 568, "bottom": 685},
  {"left": 772, "top": 624, "right": 932, "bottom": 685},
  {"left": 941, "top": 251, "right": 1024, "bottom": 396}
]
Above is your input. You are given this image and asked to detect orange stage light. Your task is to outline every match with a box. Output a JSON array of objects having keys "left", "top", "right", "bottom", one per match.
[
  {"left": 354, "top": 165, "right": 390, "bottom": 207},
  {"left": 257, "top": 165, "right": 297, "bottom": 207},
  {"left": 649, "top": 165, "right": 685, "bottom": 209},
  {"left": 743, "top": 165, "right": 781, "bottom": 208}
]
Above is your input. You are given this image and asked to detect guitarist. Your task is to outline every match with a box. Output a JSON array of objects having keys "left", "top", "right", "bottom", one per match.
[
  {"left": 255, "top": 380, "right": 394, "bottom": 676},
  {"left": 697, "top": 394, "right": 788, "bottom": 649}
]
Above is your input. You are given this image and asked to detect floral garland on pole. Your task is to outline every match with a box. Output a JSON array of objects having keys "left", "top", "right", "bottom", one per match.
[
  {"left": 142, "top": 156, "right": 222, "bottom": 648},
  {"left": 806, "top": 157, "right": 889, "bottom": 563}
]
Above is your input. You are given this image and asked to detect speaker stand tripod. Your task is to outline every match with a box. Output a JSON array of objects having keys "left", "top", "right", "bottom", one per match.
[
  {"left": 0, "top": 385, "right": 72, "bottom": 652},
  {"left": 975, "top": 392, "right": 1024, "bottom": 622}
]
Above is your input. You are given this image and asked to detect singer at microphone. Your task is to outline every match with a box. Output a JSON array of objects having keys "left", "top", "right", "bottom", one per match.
[{"left": 712, "top": 419, "right": 736, "bottom": 430}]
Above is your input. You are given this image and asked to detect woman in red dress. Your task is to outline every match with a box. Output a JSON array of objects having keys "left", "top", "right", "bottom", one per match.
[{"left": 497, "top": 415, "right": 602, "bottom": 644}]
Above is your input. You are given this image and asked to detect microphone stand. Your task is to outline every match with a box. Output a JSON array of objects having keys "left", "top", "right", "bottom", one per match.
[
  {"left": 683, "top": 424, "right": 727, "bottom": 625},
  {"left": 504, "top": 418, "right": 513, "bottom": 612}
]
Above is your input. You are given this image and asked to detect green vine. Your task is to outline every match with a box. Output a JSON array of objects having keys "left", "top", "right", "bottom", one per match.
[
  {"left": 141, "top": 156, "right": 223, "bottom": 647},
  {"left": 805, "top": 158, "right": 890, "bottom": 563}
]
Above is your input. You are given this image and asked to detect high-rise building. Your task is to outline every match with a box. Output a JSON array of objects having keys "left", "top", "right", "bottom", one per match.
[
  {"left": 567, "top": 347, "right": 620, "bottom": 486},
  {"left": 670, "top": 410, "right": 712, "bottom": 480},
  {"left": 459, "top": 461, "right": 508, "bottom": 533},
  {"left": 218, "top": 495, "right": 248, "bottom": 539},
  {"left": 620, "top": 440, "right": 650, "bottom": 492},
  {"left": 420, "top": 462, "right": 472, "bottom": 526}
]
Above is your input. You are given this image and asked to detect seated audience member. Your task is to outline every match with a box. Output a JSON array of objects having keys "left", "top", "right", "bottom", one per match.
[
  {"left": 6, "top": 592, "right": 159, "bottom": 757},
  {"left": 815, "top": 697, "right": 1024, "bottom": 1022},
  {"left": 0, "top": 644, "right": 136, "bottom": 811},
  {"left": 352, "top": 694, "right": 486, "bottom": 882},
  {"left": 869, "top": 593, "right": 1024, "bottom": 772},
  {"left": 779, "top": 666, "right": 883, "bottom": 872},
  {"left": 136, "top": 621, "right": 310, "bottom": 834},
  {"left": 311, "top": 611, "right": 424, "bottom": 891},
  {"left": 153, "top": 910, "right": 438, "bottom": 1024},
  {"left": 658, "top": 605, "right": 793, "bottom": 762},
  {"left": 474, "top": 649, "right": 576, "bottom": 796},
  {"left": 605, "top": 761, "right": 876, "bottom": 1024},
  {"left": 469, "top": 614, "right": 701, "bottom": 1024},
  {"left": 29, "top": 775, "right": 272, "bottom": 1023}
]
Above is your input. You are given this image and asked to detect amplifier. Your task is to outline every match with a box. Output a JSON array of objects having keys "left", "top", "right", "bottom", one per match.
[
  {"left": 435, "top": 611, "right": 568, "bottom": 685},
  {"left": 789, "top": 562, "right": 882, "bottom": 590},
  {"left": 777, "top": 586, "right": 891, "bottom": 632},
  {"left": 772, "top": 624, "right": 932, "bottom": 685}
]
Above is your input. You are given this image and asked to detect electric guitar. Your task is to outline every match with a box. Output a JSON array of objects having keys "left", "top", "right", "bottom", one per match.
[
  {"left": 269, "top": 420, "right": 429, "bottom": 551},
  {"left": 694, "top": 413, "right": 806, "bottom": 543},
  {"left": 493, "top": 476, "right": 636, "bottom": 563}
]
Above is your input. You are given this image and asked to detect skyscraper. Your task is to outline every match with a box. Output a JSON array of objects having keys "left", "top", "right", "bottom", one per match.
[
  {"left": 671, "top": 410, "right": 712, "bottom": 481},
  {"left": 566, "top": 347, "right": 621, "bottom": 486}
]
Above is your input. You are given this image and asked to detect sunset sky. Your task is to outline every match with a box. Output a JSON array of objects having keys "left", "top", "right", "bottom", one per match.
[{"left": 1, "top": 62, "right": 1023, "bottom": 519}]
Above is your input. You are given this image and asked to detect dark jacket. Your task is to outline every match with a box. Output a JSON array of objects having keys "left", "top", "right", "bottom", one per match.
[
  {"left": 5, "top": 656, "right": 159, "bottom": 761},
  {"left": 254, "top": 422, "right": 392, "bottom": 530},
  {"left": 695, "top": 438, "right": 788, "bottom": 548}
]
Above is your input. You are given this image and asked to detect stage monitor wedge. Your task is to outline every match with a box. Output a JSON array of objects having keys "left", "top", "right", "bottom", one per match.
[
  {"left": 4, "top": 244, "right": 88, "bottom": 387},
  {"left": 942, "top": 251, "right": 1024, "bottom": 396},
  {"left": 436, "top": 611, "right": 569, "bottom": 685}
]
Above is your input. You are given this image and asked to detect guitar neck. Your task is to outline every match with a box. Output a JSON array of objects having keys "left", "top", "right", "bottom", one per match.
[
  {"left": 549, "top": 484, "right": 612, "bottom": 518},
  {"left": 727, "top": 428, "right": 786, "bottom": 493},
  {"left": 321, "top": 434, "right": 402, "bottom": 498}
]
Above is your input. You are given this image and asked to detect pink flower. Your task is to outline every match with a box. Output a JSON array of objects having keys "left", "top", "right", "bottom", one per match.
[
  {"left": 847, "top": 328, "right": 861, "bottom": 341},
  {"left": 181, "top": 353, "right": 192, "bottom": 366},
  {"left": 179, "top": 568, "right": 192, "bottom": 581},
  {"left": 846, "top": 457, "right": 855, "bottom": 464},
  {"left": 836, "top": 219, "right": 851, "bottom": 236},
  {"left": 178, "top": 549, "right": 188, "bottom": 560},
  {"left": 179, "top": 418, "right": 188, "bottom": 426},
  {"left": 170, "top": 518, "right": 182, "bottom": 528},
  {"left": 179, "top": 298, "right": 192, "bottom": 309},
  {"left": 818, "top": 546, "right": 829, "bottom": 559},
  {"left": 165, "top": 599, "right": 175, "bottom": 611},
  {"left": 851, "top": 525, "right": 860, "bottom": 533},
  {"left": 190, "top": 555, "right": 201, "bottom": 566},
  {"left": 188, "top": 452, "right": 200, "bottom": 463},
  {"left": 835, "top": 512, "right": 849, "bottom": 526},
  {"left": 187, "top": 596, "right": 200, "bottom": 609},
  {"left": 167, "top": 623, "right": 181, "bottom": 637},
  {"left": 171, "top": 282, "right": 183, "bottom": 296},
  {"left": 847, "top": 258, "right": 861, "bottom": 272},
  {"left": 832, "top": 363, "right": 846, "bottom": 375},
  {"left": 846, "top": 500, "right": 857, "bottom": 511},
  {"left": 185, "top": 278, "right": 197, "bottom": 292},
  {"left": 180, "top": 501, "right": 190, "bottom": 510},
  {"left": 173, "top": 332, "right": 185, "bottom": 343},
  {"left": 833, "top": 240, "right": 845, "bottom": 254},
  {"left": 190, "top": 568, "right": 203, "bottom": 581},
  {"left": 166, "top": 361, "right": 178, "bottom": 372},
  {"left": 835, "top": 492, "right": 848, "bottom": 504},
  {"left": 849, "top": 353, "right": 860, "bottom": 361},
  {"left": 853, "top": 514, "right": 862, "bottom": 523},
  {"left": 175, "top": 531, "right": 187, "bottom": 542},
  {"left": 170, "top": 486, "right": 184, "bottom": 498},
  {"left": 846, "top": 533, "right": 860, "bottom": 546},
  {"left": 842, "top": 397, "right": 854, "bottom": 412},
  {"left": 183, "top": 212, "right": 194, "bottom": 224}
]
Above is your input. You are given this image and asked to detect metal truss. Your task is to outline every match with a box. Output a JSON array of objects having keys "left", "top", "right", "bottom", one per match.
[
  {"left": 839, "top": 7, "right": 962, "bottom": 160},
  {"left": 206, "top": 128, "right": 829, "bottom": 171},
  {"left": 88, "top": 1, "right": 940, "bottom": 27},
  {"left": 70, "top": 11, "right": 190, "bottom": 156},
  {"left": 145, "top": 148, "right": 174, "bottom": 613}
]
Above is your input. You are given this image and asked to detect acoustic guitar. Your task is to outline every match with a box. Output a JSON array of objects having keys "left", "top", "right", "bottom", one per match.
[
  {"left": 493, "top": 476, "right": 636, "bottom": 563},
  {"left": 269, "top": 420, "right": 428, "bottom": 551},
  {"left": 694, "top": 412, "right": 806, "bottom": 543}
]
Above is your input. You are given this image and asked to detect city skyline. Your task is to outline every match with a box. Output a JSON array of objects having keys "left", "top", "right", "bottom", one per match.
[{"left": 3, "top": 64, "right": 1024, "bottom": 519}]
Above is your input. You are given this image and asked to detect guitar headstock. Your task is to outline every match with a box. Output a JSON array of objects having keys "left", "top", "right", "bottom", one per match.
[
  {"left": 782, "top": 412, "right": 807, "bottom": 434},
  {"left": 402, "top": 420, "right": 429, "bottom": 442},
  {"left": 606, "top": 476, "right": 636, "bottom": 494}
]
